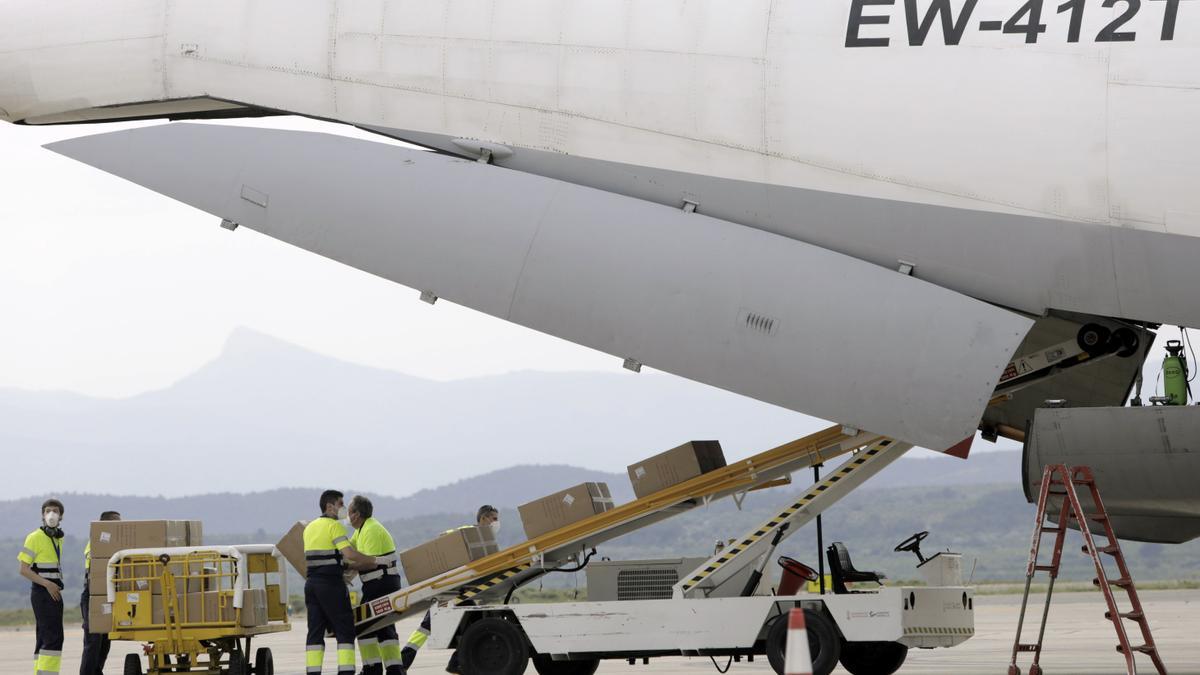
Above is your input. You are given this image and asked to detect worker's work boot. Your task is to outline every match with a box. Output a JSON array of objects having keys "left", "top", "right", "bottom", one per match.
[
  {"left": 359, "top": 665, "right": 383, "bottom": 675},
  {"left": 385, "top": 667, "right": 405, "bottom": 675}
]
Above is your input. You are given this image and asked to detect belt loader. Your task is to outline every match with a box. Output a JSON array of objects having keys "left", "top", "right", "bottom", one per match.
[{"left": 355, "top": 427, "right": 975, "bottom": 675}]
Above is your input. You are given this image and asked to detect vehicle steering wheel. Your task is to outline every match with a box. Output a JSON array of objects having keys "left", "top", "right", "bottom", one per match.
[
  {"left": 894, "top": 531, "right": 929, "bottom": 554},
  {"left": 777, "top": 556, "right": 819, "bottom": 582}
]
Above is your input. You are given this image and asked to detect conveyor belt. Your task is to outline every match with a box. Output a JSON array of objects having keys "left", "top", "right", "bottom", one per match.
[{"left": 355, "top": 424, "right": 884, "bottom": 636}]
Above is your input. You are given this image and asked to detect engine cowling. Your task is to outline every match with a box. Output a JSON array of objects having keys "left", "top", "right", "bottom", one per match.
[{"left": 1024, "top": 405, "right": 1200, "bottom": 544}]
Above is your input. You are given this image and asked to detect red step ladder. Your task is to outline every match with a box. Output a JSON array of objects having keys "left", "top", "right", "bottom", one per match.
[{"left": 1008, "top": 464, "right": 1167, "bottom": 675}]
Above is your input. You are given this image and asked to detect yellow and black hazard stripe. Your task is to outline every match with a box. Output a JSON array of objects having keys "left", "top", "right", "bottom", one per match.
[
  {"left": 903, "top": 626, "right": 975, "bottom": 635},
  {"left": 454, "top": 563, "right": 533, "bottom": 604},
  {"left": 679, "top": 438, "right": 897, "bottom": 593}
]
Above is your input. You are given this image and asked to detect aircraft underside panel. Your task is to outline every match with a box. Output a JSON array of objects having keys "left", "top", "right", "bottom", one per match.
[
  {"left": 1024, "top": 405, "right": 1200, "bottom": 543},
  {"left": 373, "top": 127, "right": 1200, "bottom": 330},
  {"left": 48, "top": 124, "right": 1033, "bottom": 451}
]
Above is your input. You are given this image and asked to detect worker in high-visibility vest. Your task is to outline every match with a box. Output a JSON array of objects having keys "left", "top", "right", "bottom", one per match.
[
  {"left": 18, "top": 499, "right": 66, "bottom": 675},
  {"left": 347, "top": 496, "right": 403, "bottom": 675},
  {"left": 80, "top": 510, "right": 121, "bottom": 675},
  {"left": 401, "top": 505, "right": 501, "bottom": 674},
  {"left": 304, "top": 490, "right": 377, "bottom": 675}
]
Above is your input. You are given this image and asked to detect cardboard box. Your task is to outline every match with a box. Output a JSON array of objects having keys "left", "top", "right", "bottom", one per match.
[
  {"left": 518, "top": 482, "right": 615, "bottom": 539},
  {"left": 275, "top": 521, "right": 307, "bottom": 578},
  {"left": 87, "top": 596, "right": 113, "bottom": 634},
  {"left": 88, "top": 566, "right": 108, "bottom": 594},
  {"left": 183, "top": 591, "right": 236, "bottom": 624},
  {"left": 88, "top": 520, "right": 202, "bottom": 562},
  {"left": 114, "top": 562, "right": 190, "bottom": 596},
  {"left": 627, "top": 441, "right": 726, "bottom": 499},
  {"left": 239, "top": 588, "right": 268, "bottom": 627},
  {"left": 400, "top": 527, "right": 499, "bottom": 584}
]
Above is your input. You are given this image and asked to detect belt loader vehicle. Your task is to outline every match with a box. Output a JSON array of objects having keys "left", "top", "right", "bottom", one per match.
[{"left": 354, "top": 427, "right": 976, "bottom": 675}]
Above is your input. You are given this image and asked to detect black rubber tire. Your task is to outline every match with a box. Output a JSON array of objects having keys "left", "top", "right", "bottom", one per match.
[
  {"left": 228, "top": 649, "right": 250, "bottom": 675},
  {"left": 1077, "top": 323, "right": 1112, "bottom": 356},
  {"left": 766, "top": 609, "right": 842, "bottom": 675},
  {"left": 123, "top": 653, "right": 143, "bottom": 675},
  {"left": 254, "top": 647, "right": 274, "bottom": 675},
  {"left": 1112, "top": 327, "right": 1141, "bottom": 358},
  {"left": 838, "top": 641, "right": 909, "bottom": 675},
  {"left": 458, "top": 617, "right": 530, "bottom": 675},
  {"left": 531, "top": 654, "right": 600, "bottom": 675}
]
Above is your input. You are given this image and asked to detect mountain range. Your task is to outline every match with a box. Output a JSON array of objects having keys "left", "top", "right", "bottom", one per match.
[
  {"left": 0, "top": 326, "right": 1021, "bottom": 504},
  {"left": 0, "top": 451, "right": 1023, "bottom": 541}
]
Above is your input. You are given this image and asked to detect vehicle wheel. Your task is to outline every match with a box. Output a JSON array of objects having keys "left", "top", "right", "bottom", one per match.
[
  {"left": 838, "top": 641, "right": 909, "bottom": 675},
  {"left": 766, "top": 609, "right": 842, "bottom": 675},
  {"left": 1112, "top": 327, "right": 1140, "bottom": 358},
  {"left": 459, "top": 617, "right": 530, "bottom": 675},
  {"left": 1077, "top": 323, "right": 1112, "bottom": 356},
  {"left": 228, "top": 648, "right": 249, "bottom": 675},
  {"left": 531, "top": 654, "right": 599, "bottom": 675},
  {"left": 123, "top": 653, "right": 143, "bottom": 675},
  {"left": 254, "top": 647, "right": 274, "bottom": 675}
]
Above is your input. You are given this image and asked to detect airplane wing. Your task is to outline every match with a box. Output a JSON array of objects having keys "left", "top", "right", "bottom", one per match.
[{"left": 47, "top": 123, "right": 1033, "bottom": 451}]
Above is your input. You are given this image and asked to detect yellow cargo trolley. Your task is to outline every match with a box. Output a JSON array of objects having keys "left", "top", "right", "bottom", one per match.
[{"left": 103, "top": 545, "right": 290, "bottom": 675}]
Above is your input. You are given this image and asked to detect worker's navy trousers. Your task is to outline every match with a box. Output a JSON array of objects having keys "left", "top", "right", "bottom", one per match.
[
  {"left": 79, "top": 582, "right": 111, "bottom": 675},
  {"left": 31, "top": 584, "right": 64, "bottom": 675},
  {"left": 305, "top": 577, "right": 356, "bottom": 673},
  {"left": 361, "top": 576, "right": 404, "bottom": 675}
]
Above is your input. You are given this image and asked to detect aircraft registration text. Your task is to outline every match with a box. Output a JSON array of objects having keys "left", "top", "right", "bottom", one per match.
[{"left": 847, "top": 0, "right": 1189, "bottom": 46}]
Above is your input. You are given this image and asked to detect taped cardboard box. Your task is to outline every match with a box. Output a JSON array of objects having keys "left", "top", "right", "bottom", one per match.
[
  {"left": 87, "top": 596, "right": 113, "bottom": 634},
  {"left": 183, "top": 590, "right": 237, "bottom": 624},
  {"left": 400, "top": 527, "right": 499, "bottom": 584},
  {"left": 114, "top": 562, "right": 190, "bottom": 596},
  {"left": 89, "top": 520, "right": 202, "bottom": 562},
  {"left": 519, "top": 482, "right": 615, "bottom": 540},
  {"left": 275, "top": 521, "right": 307, "bottom": 578},
  {"left": 239, "top": 587, "right": 268, "bottom": 627},
  {"left": 628, "top": 441, "right": 726, "bottom": 500}
]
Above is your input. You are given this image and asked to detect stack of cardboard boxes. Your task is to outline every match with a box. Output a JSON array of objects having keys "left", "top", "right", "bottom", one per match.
[
  {"left": 87, "top": 520, "right": 200, "bottom": 633},
  {"left": 87, "top": 520, "right": 273, "bottom": 633}
]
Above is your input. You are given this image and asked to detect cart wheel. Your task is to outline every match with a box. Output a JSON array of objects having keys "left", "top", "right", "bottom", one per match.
[
  {"left": 766, "top": 609, "right": 841, "bottom": 675},
  {"left": 531, "top": 654, "right": 599, "bottom": 675},
  {"left": 124, "top": 653, "right": 143, "bottom": 675},
  {"left": 838, "top": 641, "right": 908, "bottom": 675},
  {"left": 254, "top": 647, "right": 274, "bottom": 675},
  {"left": 459, "top": 617, "right": 530, "bottom": 675},
  {"left": 228, "top": 649, "right": 250, "bottom": 675}
]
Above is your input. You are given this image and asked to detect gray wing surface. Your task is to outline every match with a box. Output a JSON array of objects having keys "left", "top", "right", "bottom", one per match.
[{"left": 46, "top": 123, "right": 1033, "bottom": 451}]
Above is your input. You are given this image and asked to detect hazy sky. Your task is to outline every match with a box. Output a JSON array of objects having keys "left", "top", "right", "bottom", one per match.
[{"left": 0, "top": 117, "right": 620, "bottom": 398}]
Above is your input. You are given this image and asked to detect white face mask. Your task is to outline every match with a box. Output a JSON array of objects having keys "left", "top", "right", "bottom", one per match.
[
  {"left": 488, "top": 521, "right": 500, "bottom": 537},
  {"left": 44, "top": 511, "right": 61, "bottom": 528},
  {"left": 336, "top": 505, "right": 349, "bottom": 524}
]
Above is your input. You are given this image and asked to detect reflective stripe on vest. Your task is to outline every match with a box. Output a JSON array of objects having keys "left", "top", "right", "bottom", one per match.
[{"left": 360, "top": 550, "right": 399, "bottom": 582}]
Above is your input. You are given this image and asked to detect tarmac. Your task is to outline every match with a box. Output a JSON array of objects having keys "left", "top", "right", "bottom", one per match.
[{"left": 2, "top": 590, "right": 1196, "bottom": 675}]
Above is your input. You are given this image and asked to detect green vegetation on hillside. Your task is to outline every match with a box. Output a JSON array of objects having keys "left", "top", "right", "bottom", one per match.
[{"left": 3, "top": 483, "right": 1197, "bottom": 613}]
